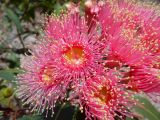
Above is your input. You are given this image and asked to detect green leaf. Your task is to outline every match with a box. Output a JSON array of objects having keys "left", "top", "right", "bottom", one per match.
[
  {"left": 6, "top": 52, "right": 19, "bottom": 62},
  {"left": 0, "top": 68, "right": 22, "bottom": 81},
  {"left": 0, "top": 70, "right": 15, "bottom": 81},
  {"left": 133, "top": 96, "right": 160, "bottom": 120},
  {"left": 18, "top": 115, "right": 42, "bottom": 120},
  {"left": 0, "top": 88, "right": 10, "bottom": 107},
  {"left": 6, "top": 52, "right": 20, "bottom": 68},
  {"left": 5, "top": 8, "right": 23, "bottom": 32},
  {"left": 53, "top": 2, "right": 66, "bottom": 15}
]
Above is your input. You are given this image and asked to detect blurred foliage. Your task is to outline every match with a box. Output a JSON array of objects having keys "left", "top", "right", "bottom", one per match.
[
  {"left": 126, "top": 95, "right": 160, "bottom": 120},
  {"left": 133, "top": 96, "right": 160, "bottom": 120},
  {"left": 0, "top": 0, "right": 160, "bottom": 120}
]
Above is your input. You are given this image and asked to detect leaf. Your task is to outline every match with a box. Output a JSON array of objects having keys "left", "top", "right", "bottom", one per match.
[
  {"left": 6, "top": 52, "right": 20, "bottom": 67},
  {"left": 133, "top": 96, "right": 160, "bottom": 120},
  {"left": 0, "top": 88, "right": 10, "bottom": 107},
  {"left": 0, "top": 68, "right": 22, "bottom": 81},
  {"left": 5, "top": 8, "right": 23, "bottom": 32},
  {"left": 18, "top": 115, "right": 42, "bottom": 120},
  {"left": 6, "top": 52, "right": 20, "bottom": 62},
  {"left": 53, "top": 2, "right": 66, "bottom": 15},
  {"left": 0, "top": 70, "right": 15, "bottom": 81}
]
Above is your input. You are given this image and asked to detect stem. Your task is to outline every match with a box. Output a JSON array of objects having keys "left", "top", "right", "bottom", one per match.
[
  {"left": 17, "top": 31, "right": 25, "bottom": 49},
  {"left": 72, "top": 107, "right": 78, "bottom": 120}
]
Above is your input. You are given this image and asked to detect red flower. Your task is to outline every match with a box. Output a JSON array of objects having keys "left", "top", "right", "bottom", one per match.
[
  {"left": 78, "top": 74, "right": 136, "bottom": 120},
  {"left": 17, "top": 43, "right": 68, "bottom": 116},
  {"left": 17, "top": 0, "right": 160, "bottom": 118},
  {"left": 45, "top": 13, "right": 106, "bottom": 86},
  {"left": 114, "top": 0, "right": 160, "bottom": 53}
]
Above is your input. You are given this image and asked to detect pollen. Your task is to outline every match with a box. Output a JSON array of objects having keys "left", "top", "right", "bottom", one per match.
[
  {"left": 63, "top": 45, "right": 85, "bottom": 66},
  {"left": 41, "top": 68, "right": 54, "bottom": 85},
  {"left": 94, "top": 86, "right": 113, "bottom": 104},
  {"left": 157, "top": 70, "right": 160, "bottom": 79}
]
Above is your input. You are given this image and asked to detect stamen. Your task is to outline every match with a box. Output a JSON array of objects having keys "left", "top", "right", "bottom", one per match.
[{"left": 63, "top": 45, "right": 86, "bottom": 66}]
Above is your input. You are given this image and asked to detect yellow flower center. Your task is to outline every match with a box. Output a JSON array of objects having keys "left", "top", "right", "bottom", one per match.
[
  {"left": 94, "top": 86, "right": 113, "bottom": 104},
  {"left": 41, "top": 68, "right": 53, "bottom": 85},
  {"left": 63, "top": 46, "right": 85, "bottom": 66}
]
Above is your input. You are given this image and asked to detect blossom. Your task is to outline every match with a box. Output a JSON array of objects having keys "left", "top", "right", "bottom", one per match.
[
  {"left": 95, "top": 1, "right": 150, "bottom": 70},
  {"left": 16, "top": 0, "right": 160, "bottom": 119},
  {"left": 98, "top": 1, "right": 122, "bottom": 37},
  {"left": 96, "top": 0, "right": 160, "bottom": 102},
  {"left": 123, "top": 66, "right": 160, "bottom": 92},
  {"left": 84, "top": 0, "right": 104, "bottom": 32},
  {"left": 45, "top": 13, "right": 106, "bottom": 86},
  {"left": 97, "top": 0, "right": 160, "bottom": 54},
  {"left": 105, "top": 36, "right": 148, "bottom": 69},
  {"left": 78, "top": 74, "right": 136, "bottom": 120},
  {"left": 124, "top": 53, "right": 160, "bottom": 92},
  {"left": 17, "top": 11, "right": 107, "bottom": 116},
  {"left": 113, "top": 0, "right": 160, "bottom": 54},
  {"left": 16, "top": 43, "right": 68, "bottom": 116},
  {"left": 126, "top": 64, "right": 160, "bottom": 103}
]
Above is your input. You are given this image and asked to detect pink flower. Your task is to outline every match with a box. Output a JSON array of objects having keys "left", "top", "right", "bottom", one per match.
[
  {"left": 17, "top": 43, "right": 68, "bottom": 116},
  {"left": 17, "top": 12, "right": 107, "bottom": 116},
  {"left": 97, "top": 0, "right": 160, "bottom": 95},
  {"left": 16, "top": 0, "right": 160, "bottom": 118},
  {"left": 96, "top": 1, "right": 150, "bottom": 69},
  {"left": 124, "top": 53, "right": 160, "bottom": 93},
  {"left": 84, "top": 0, "right": 104, "bottom": 32},
  {"left": 45, "top": 13, "right": 106, "bottom": 86},
  {"left": 78, "top": 74, "right": 136, "bottom": 120},
  {"left": 104, "top": 36, "right": 148, "bottom": 69},
  {"left": 113, "top": 0, "right": 160, "bottom": 54},
  {"left": 98, "top": 2, "right": 122, "bottom": 36},
  {"left": 124, "top": 66, "right": 160, "bottom": 93},
  {"left": 97, "top": 0, "right": 160, "bottom": 54}
]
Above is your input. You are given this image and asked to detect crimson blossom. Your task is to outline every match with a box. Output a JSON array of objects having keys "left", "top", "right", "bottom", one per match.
[
  {"left": 45, "top": 13, "right": 106, "bottom": 87},
  {"left": 17, "top": 43, "right": 68, "bottom": 116},
  {"left": 96, "top": 0, "right": 160, "bottom": 97},
  {"left": 77, "top": 73, "right": 136, "bottom": 120},
  {"left": 17, "top": 9, "right": 107, "bottom": 117}
]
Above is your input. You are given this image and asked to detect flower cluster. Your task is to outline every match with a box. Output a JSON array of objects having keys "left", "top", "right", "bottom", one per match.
[{"left": 17, "top": 0, "right": 160, "bottom": 119}]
